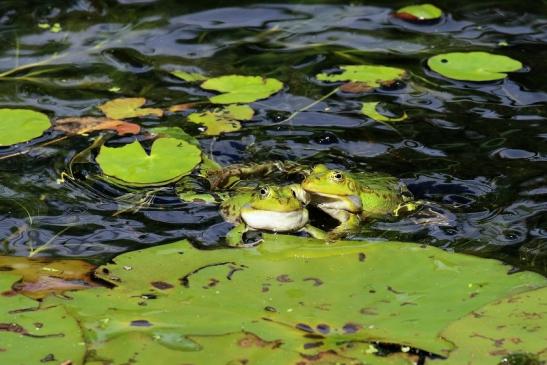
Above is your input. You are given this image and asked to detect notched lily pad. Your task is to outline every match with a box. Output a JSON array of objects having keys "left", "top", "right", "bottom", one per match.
[
  {"left": 427, "top": 52, "right": 523, "bottom": 81},
  {"left": 0, "top": 109, "right": 51, "bottom": 146},
  {"left": 316, "top": 65, "right": 406, "bottom": 91},
  {"left": 394, "top": 4, "right": 443, "bottom": 21},
  {"left": 96, "top": 137, "right": 202, "bottom": 186},
  {"left": 432, "top": 287, "right": 547, "bottom": 364},
  {"left": 188, "top": 104, "right": 254, "bottom": 136},
  {"left": 98, "top": 97, "right": 164, "bottom": 119},
  {"left": 362, "top": 102, "right": 407, "bottom": 122},
  {"left": 200, "top": 75, "right": 283, "bottom": 104},
  {"left": 55, "top": 117, "right": 140, "bottom": 136},
  {"left": 171, "top": 70, "right": 208, "bottom": 82}
]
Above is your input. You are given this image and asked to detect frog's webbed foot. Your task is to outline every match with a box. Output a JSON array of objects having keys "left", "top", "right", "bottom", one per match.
[
  {"left": 225, "top": 224, "right": 263, "bottom": 248},
  {"left": 393, "top": 200, "right": 423, "bottom": 217},
  {"left": 326, "top": 214, "right": 361, "bottom": 242}
]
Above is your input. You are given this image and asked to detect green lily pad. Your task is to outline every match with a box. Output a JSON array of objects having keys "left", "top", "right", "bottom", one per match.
[
  {"left": 98, "top": 97, "right": 163, "bottom": 119},
  {"left": 427, "top": 52, "right": 523, "bottom": 81},
  {"left": 188, "top": 104, "right": 254, "bottom": 136},
  {"left": 171, "top": 70, "right": 208, "bottom": 82},
  {"left": 316, "top": 65, "right": 406, "bottom": 90},
  {"left": 395, "top": 4, "right": 442, "bottom": 21},
  {"left": 0, "top": 109, "right": 51, "bottom": 146},
  {"left": 96, "top": 137, "right": 202, "bottom": 186},
  {"left": 362, "top": 102, "right": 407, "bottom": 122},
  {"left": 46, "top": 234, "right": 545, "bottom": 364},
  {"left": 432, "top": 287, "right": 547, "bottom": 364},
  {"left": 148, "top": 126, "right": 200, "bottom": 146},
  {"left": 200, "top": 75, "right": 283, "bottom": 104},
  {"left": 0, "top": 273, "right": 85, "bottom": 365}
]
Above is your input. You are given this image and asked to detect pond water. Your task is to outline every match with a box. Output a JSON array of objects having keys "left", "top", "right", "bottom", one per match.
[{"left": 0, "top": 0, "right": 545, "bottom": 275}]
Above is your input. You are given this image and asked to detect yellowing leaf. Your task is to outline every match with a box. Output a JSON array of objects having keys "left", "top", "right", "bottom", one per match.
[
  {"left": 98, "top": 97, "right": 163, "bottom": 119},
  {"left": 55, "top": 117, "right": 141, "bottom": 136},
  {"left": 188, "top": 104, "right": 254, "bottom": 136}
]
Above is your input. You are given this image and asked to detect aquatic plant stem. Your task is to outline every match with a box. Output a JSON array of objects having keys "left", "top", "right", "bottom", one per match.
[
  {"left": 0, "top": 135, "right": 69, "bottom": 161},
  {"left": 29, "top": 225, "right": 71, "bottom": 257},
  {"left": 272, "top": 86, "right": 340, "bottom": 125}
]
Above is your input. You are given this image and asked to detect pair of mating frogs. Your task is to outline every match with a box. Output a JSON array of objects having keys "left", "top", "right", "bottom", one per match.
[{"left": 180, "top": 163, "right": 419, "bottom": 246}]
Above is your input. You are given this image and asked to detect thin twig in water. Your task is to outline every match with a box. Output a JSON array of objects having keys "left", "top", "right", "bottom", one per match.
[
  {"left": 29, "top": 226, "right": 71, "bottom": 257},
  {"left": 271, "top": 87, "right": 340, "bottom": 126}
]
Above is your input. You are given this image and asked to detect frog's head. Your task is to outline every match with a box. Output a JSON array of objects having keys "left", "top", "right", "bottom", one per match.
[
  {"left": 240, "top": 185, "right": 309, "bottom": 232},
  {"left": 301, "top": 165, "right": 362, "bottom": 213}
]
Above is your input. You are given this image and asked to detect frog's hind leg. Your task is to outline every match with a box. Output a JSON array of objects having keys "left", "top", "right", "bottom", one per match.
[
  {"left": 226, "top": 223, "right": 263, "bottom": 247},
  {"left": 300, "top": 224, "right": 327, "bottom": 240}
]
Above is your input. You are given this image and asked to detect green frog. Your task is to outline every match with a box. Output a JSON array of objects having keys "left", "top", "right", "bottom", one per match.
[
  {"left": 181, "top": 184, "right": 326, "bottom": 246},
  {"left": 301, "top": 164, "right": 418, "bottom": 239}
]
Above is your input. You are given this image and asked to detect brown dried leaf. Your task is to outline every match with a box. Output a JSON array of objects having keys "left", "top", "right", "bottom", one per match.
[
  {"left": 55, "top": 117, "right": 141, "bottom": 136},
  {"left": 168, "top": 102, "right": 197, "bottom": 113},
  {"left": 340, "top": 82, "right": 373, "bottom": 93}
]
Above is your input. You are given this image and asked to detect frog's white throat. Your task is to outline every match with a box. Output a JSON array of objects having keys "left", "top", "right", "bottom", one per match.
[
  {"left": 241, "top": 208, "right": 309, "bottom": 232},
  {"left": 311, "top": 193, "right": 362, "bottom": 212}
]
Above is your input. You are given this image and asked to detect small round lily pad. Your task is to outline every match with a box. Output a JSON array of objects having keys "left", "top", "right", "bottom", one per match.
[
  {"left": 200, "top": 75, "right": 283, "bottom": 104},
  {"left": 96, "top": 137, "right": 201, "bottom": 186},
  {"left": 316, "top": 65, "right": 406, "bottom": 90},
  {"left": 395, "top": 4, "right": 442, "bottom": 21},
  {"left": 427, "top": 52, "right": 523, "bottom": 81},
  {"left": 362, "top": 102, "right": 407, "bottom": 122},
  {"left": 0, "top": 109, "right": 51, "bottom": 146}
]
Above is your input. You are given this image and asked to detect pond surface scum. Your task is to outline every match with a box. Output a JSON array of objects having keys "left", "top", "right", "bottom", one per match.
[{"left": 0, "top": 1, "right": 546, "bottom": 364}]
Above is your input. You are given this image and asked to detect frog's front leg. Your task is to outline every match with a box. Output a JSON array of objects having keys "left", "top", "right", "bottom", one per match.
[
  {"left": 300, "top": 224, "right": 328, "bottom": 240},
  {"left": 225, "top": 223, "right": 263, "bottom": 247},
  {"left": 323, "top": 210, "right": 361, "bottom": 241}
]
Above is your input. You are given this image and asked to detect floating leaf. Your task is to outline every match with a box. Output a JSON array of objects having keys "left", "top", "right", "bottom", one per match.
[
  {"left": 432, "top": 287, "right": 547, "bottom": 364},
  {"left": 394, "top": 4, "right": 442, "bottom": 21},
  {"left": 98, "top": 97, "right": 163, "bottom": 119},
  {"left": 171, "top": 71, "right": 207, "bottom": 82},
  {"left": 55, "top": 117, "right": 141, "bottom": 136},
  {"left": 0, "top": 274, "right": 85, "bottom": 364},
  {"left": 0, "top": 109, "right": 51, "bottom": 146},
  {"left": 0, "top": 256, "right": 96, "bottom": 299},
  {"left": 201, "top": 75, "right": 283, "bottom": 104},
  {"left": 316, "top": 65, "right": 406, "bottom": 90},
  {"left": 427, "top": 52, "right": 523, "bottom": 81},
  {"left": 168, "top": 102, "right": 197, "bottom": 113},
  {"left": 46, "top": 234, "right": 545, "bottom": 364},
  {"left": 188, "top": 104, "right": 254, "bottom": 136},
  {"left": 148, "top": 126, "right": 199, "bottom": 146},
  {"left": 96, "top": 137, "right": 202, "bottom": 186},
  {"left": 362, "top": 102, "right": 407, "bottom": 122}
]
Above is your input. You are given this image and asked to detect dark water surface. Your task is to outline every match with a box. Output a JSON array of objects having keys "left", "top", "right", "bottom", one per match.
[{"left": 0, "top": 0, "right": 545, "bottom": 274}]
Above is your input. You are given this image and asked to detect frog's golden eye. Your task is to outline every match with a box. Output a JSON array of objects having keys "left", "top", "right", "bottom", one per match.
[
  {"left": 259, "top": 186, "right": 270, "bottom": 198},
  {"left": 330, "top": 171, "right": 344, "bottom": 182}
]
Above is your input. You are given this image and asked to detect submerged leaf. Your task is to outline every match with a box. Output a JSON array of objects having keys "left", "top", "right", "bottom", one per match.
[
  {"left": 316, "top": 65, "right": 406, "bottom": 90},
  {"left": 394, "top": 4, "right": 442, "bottom": 21},
  {"left": 55, "top": 117, "right": 141, "bottom": 136},
  {"left": 98, "top": 97, "right": 163, "bottom": 119},
  {"left": 432, "top": 287, "right": 547, "bottom": 364},
  {"left": 171, "top": 70, "right": 208, "bottom": 82},
  {"left": 427, "top": 52, "right": 523, "bottom": 81},
  {"left": 188, "top": 104, "right": 254, "bottom": 136},
  {"left": 0, "top": 109, "right": 51, "bottom": 146},
  {"left": 362, "top": 102, "right": 407, "bottom": 122},
  {"left": 201, "top": 75, "right": 283, "bottom": 104},
  {"left": 0, "top": 274, "right": 85, "bottom": 364},
  {"left": 96, "top": 137, "right": 202, "bottom": 186},
  {"left": 46, "top": 234, "right": 545, "bottom": 364}
]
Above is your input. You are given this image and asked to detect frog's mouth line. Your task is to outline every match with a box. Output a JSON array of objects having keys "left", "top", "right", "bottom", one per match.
[
  {"left": 241, "top": 208, "right": 309, "bottom": 232},
  {"left": 309, "top": 192, "right": 362, "bottom": 213}
]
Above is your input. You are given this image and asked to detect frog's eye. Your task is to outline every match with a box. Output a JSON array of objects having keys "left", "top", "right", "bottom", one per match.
[
  {"left": 292, "top": 190, "right": 297, "bottom": 198},
  {"left": 259, "top": 186, "right": 270, "bottom": 198},
  {"left": 330, "top": 171, "right": 344, "bottom": 182}
]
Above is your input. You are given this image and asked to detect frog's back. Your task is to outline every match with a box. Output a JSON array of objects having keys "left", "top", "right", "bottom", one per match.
[{"left": 352, "top": 172, "right": 412, "bottom": 217}]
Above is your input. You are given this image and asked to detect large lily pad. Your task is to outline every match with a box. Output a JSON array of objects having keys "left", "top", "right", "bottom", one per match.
[
  {"left": 0, "top": 273, "right": 85, "bottom": 365},
  {"left": 427, "top": 52, "right": 523, "bottom": 81},
  {"left": 431, "top": 286, "right": 547, "bottom": 364},
  {"left": 188, "top": 104, "right": 254, "bottom": 135},
  {"left": 0, "top": 109, "right": 50, "bottom": 146},
  {"left": 316, "top": 65, "right": 406, "bottom": 90},
  {"left": 200, "top": 75, "right": 283, "bottom": 104},
  {"left": 98, "top": 97, "right": 163, "bottom": 119},
  {"left": 394, "top": 4, "right": 442, "bottom": 21},
  {"left": 96, "top": 137, "right": 202, "bottom": 186},
  {"left": 47, "top": 235, "right": 545, "bottom": 364}
]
